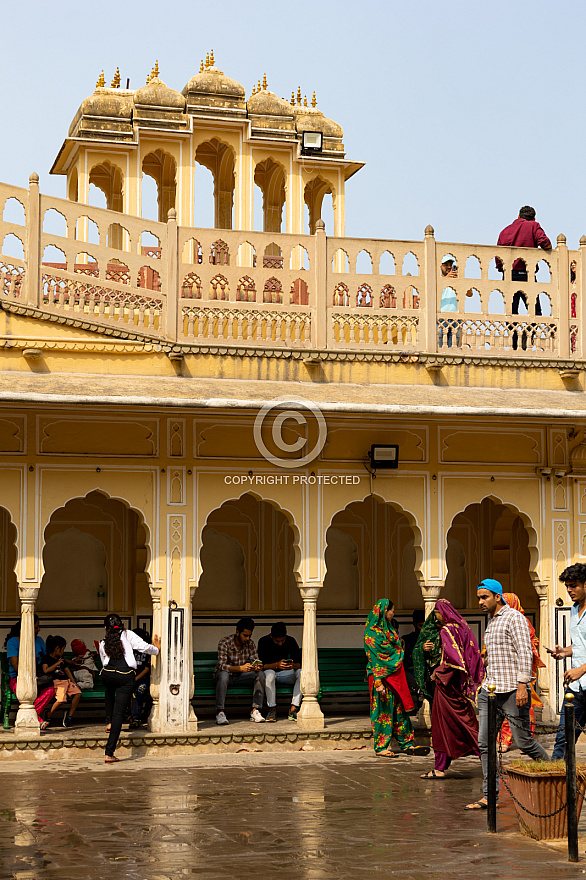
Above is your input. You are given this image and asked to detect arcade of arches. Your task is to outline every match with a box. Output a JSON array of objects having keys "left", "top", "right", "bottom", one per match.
[{"left": 0, "top": 492, "right": 536, "bottom": 623}]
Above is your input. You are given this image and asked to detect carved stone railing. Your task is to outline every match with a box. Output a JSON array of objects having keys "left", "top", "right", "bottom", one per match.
[{"left": 0, "top": 176, "right": 583, "bottom": 358}]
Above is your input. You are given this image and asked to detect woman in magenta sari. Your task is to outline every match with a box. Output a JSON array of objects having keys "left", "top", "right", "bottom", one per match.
[{"left": 414, "top": 599, "right": 484, "bottom": 778}]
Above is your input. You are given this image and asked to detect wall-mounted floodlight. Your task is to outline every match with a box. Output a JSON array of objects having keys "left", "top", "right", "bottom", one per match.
[
  {"left": 302, "top": 131, "right": 323, "bottom": 152},
  {"left": 368, "top": 444, "right": 399, "bottom": 470}
]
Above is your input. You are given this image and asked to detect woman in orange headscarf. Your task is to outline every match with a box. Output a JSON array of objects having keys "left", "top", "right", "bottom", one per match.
[{"left": 498, "top": 592, "right": 545, "bottom": 751}]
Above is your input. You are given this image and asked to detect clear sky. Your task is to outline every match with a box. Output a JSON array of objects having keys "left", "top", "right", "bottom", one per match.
[{"left": 2, "top": 0, "right": 584, "bottom": 247}]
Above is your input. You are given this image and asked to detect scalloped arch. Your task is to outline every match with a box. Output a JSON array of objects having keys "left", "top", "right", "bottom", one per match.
[
  {"left": 325, "top": 492, "right": 424, "bottom": 583},
  {"left": 447, "top": 494, "right": 539, "bottom": 590},
  {"left": 41, "top": 489, "right": 153, "bottom": 593}
]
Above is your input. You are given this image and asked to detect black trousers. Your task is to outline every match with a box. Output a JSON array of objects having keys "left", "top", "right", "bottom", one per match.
[{"left": 101, "top": 667, "right": 135, "bottom": 756}]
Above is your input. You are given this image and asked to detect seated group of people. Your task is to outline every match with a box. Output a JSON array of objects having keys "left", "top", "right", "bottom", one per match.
[
  {"left": 215, "top": 618, "right": 302, "bottom": 724},
  {"left": 4, "top": 615, "right": 153, "bottom": 730}
]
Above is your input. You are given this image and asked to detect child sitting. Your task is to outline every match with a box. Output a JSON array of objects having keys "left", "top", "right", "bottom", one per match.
[
  {"left": 129, "top": 627, "right": 153, "bottom": 729},
  {"left": 71, "top": 639, "right": 98, "bottom": 690},
  {"left": 40, "top": 635, "right": 82, "bottom": 729}
]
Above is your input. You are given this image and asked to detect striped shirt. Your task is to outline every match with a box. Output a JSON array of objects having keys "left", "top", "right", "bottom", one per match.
[
  {"left": 482, "top": 604, "right": 533, "bottom": 693},
  {"left": 215, "top": 634, "right": 259, "bottom": 674}
]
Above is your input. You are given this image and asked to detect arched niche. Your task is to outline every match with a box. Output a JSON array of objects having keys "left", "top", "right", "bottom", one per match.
[
  {"left": 323, "top": 495, "right": 423, "bottom": 611},
  {"left": 254, "top": 158, "right": 286, "bottom": 234},
  {"left": 195, "top": 138, "right": 235, "bottom": 230},
  {"left": 444, "top": 496, "right": 538, "bottom": 613},
  {"left": 0, "top": 505, "right": 18, "bottom": 616},
  {"left": 89, "top": 161, "right": 124, "bottom": 213},
  {"left": 304, "top": 176, "right": 333, "bottom": 235},
  {"left": 142, "top": 148, "right": 177, "bottom": 222},
  {"left": 37, "top": 491, "right": 151, "bottom": 615},
  {"left": 197, "top": 493, "right": 300, "bottom": 612}
]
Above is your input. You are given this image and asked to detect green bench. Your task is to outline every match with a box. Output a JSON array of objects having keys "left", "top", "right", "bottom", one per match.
[
  {"left": 1, "top": 647, "right": 369, "bottom": 727},
  {"left": 193, "top": 647, "right": 368, "bottom": 705},
  {"left": 1, "top": 652, "right": 105, "bottom": 729}
]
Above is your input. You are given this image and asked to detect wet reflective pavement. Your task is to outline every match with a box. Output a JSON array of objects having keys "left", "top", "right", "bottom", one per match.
[{"left": 0, "top": 750, "right": 584, "bottom": 879}]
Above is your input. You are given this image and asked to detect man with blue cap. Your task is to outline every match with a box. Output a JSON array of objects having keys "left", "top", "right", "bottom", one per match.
[{"left": 465, "top": 577, "right": 549, "bottom": 810}]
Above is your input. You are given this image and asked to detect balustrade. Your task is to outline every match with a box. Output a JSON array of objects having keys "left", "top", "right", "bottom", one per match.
[{"left": 0, "top": 178, "right": 580, "bottom": 358}]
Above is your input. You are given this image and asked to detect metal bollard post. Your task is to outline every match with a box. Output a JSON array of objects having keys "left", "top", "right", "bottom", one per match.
[
  {"left": 565, "top": 692, "right": 579, "bottom": 863},
  {"left": 487, "top": 683, "right": 497, "bottom": 833}
]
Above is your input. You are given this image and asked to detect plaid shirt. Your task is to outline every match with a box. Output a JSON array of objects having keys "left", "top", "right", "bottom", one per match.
[
  {"left": 482, "top": 604, "right": 533, "bottom": 693},
  {"left": 215, "top": 634, "right": 259, "bottom": 674}
]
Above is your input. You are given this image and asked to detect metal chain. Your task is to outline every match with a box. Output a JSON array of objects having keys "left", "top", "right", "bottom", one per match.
[{"left": 494, "top": 706, "right": 584, "bottom": 819}]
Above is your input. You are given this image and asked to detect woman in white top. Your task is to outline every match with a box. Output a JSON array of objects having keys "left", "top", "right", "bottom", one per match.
[{"left": 100, "top": 613, "right": 160, "bottom": 763}]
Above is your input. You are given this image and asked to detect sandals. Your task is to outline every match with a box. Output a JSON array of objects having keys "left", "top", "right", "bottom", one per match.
[
  {"left": 401, "top": 746, "right": 430, "bottom": 757},
  {"left": 105, "top": 724, "right": 111, "bottom": 732},
  {"left": 465, "top": 799, "right": 499, "bottom": 811},
  {"left": 128, "top": 720, "right": 141, "bottom": 730},
  {"left": 40, "top": 720, "right": 50, "bottom": 730},
  {"left": 376, "top": 750, "right": 399, "bottom": 757},
  {"left": 104, "top": 756, "right": 120, "bottom": 764},
  {"left": 420, "top": 769, "right": 446, "bottom": 779}
]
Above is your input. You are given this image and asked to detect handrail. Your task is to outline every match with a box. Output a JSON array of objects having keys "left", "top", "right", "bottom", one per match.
[{"left": 0, "top": 179, "right": 580, "bottom": 357}]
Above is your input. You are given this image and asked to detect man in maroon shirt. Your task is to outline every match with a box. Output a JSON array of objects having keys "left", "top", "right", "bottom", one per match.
[{"left": 496, "top": 206, "right": 551, "bottom": 281}]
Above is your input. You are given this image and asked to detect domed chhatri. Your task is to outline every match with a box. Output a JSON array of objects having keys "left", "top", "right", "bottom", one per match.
[
  {"left": 293, "top": 104, "right": 343, "bottom": 140},
  {"left": 182, "top": 65, "right": 246, "bottom": 113},
  {"left": 67, "top": 84, "right": 134, "bottom": 139},
  {"left": 247, "top": 88, "right": 293, "bottom": 118},
  {"left": 134, "top": 77, "right": 186, "bottom": 111}
]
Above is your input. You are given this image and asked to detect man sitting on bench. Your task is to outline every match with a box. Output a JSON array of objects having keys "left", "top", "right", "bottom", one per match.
[
  {"left": 214, "top": 617, "right": 266, "bottom": 725},
  {"left": 258, "top": 621, "right": 302, "bottom": 722}
]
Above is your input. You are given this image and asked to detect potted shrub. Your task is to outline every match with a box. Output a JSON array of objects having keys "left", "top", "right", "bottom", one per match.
[{"left": 504, "top": 760, "right": 586, "bottom": 840}]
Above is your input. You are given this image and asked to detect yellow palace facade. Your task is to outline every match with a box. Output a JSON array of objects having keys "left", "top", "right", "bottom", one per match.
[{"left": 0, "top": 57, "right": 584, "bottom": 734}]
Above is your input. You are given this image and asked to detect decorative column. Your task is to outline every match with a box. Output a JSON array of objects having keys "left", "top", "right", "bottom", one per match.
[
  {"left": 27, "top": 173, "right": 41, "bottom": 309},
  {"left": 148, "top": 584, "right": 162, "bottom": 732},
  {"left": 557, "top": 234, "right": 570, "bottom": 359},
  {"left": 15, "top": 587, "right": 40, "bottom": 734},
  {"left": 423, "top": 225, "right": 438, "bottom": 354},
  {"left": 421, "top": 584, "right": 442, "bottom": 619},
  {"left": 314, "top": 219, "right": 327, "bottom": 350},
  {"left": 535, "top": 582, "right": 556, "bottom": 722},
  {"left": 296, "top": 585, "right": 325, "bottom": 730},
  {"left": 165, "top": 208, "right": 178, "bottom": 344},
  {"left": 187, "top": 585, "right": 198, "bottom": 731}
]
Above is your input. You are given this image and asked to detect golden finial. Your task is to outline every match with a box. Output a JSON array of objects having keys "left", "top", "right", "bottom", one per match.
[
  {"left": 96, "top": 70, "right": 105, "bottom": 89},
  {"left": 303, "top": 95, "right": 308, "bottom": 107},
  {"left": 210, "top": 49, "right": 214, "bottom": 66},
  {"left": 257, "top": 79, "right": 261, "bottom": 93},
  {"left": 111, "top": 67, "right": 120, "bottom": 88},
  {"left": 205, "top": 52, "right": 210, "bottom": 68},
  {"left": 252, "top": 83, "right": 256, "bottom": 96},
  {"left": 297, "top": 86, "right": 302, "bottom": 105},
  {"left": 150, "top": 68, "right": 155, "bottom": 83},
  {"left": 200, "top": 59, "right": 204, "bottom": 73},
  {"left": 153, "top": 60, "right": 159, "bottom": 78},
  {"left": 262, "top": 73, "right": 267, "bottom": 90},
  {"left": 311, "top": 91, "right": 317, "bottom": 108},
  {"left": 291, "top": 91, "right": 295, "bottom": 105}
]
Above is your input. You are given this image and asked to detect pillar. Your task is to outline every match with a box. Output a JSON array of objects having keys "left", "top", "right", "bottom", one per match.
[
  {"left": 27, "top": 173, "right": 41, "bottom": 309},
  {"left": 421, "top": 584, "right": 442, "bottom": 619},
  {"left": 296, "top": 585, "right": 325, "bottom": 730},
  {"left": 557, "top": 234, "right": 570, "bottom": 359},
  {"left": 423, "top": 225, "right": 437, "bottom": 354},
  {"left": 148, "top": 584, "right": 162, "bottom": 732},
  {"left": 14, "top": 587, "right": 40, "bottom": 734},
  {"left": 314, "top": 219, "right": 327, "bottom": 350},
  {"left": 535, "top": 582, "right": 556, "bottom": 722},
  {"left": 165, "top": 208, "right": 178, "bottom": 343}
]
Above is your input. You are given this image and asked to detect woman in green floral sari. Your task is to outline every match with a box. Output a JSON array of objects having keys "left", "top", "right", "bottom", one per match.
[{"left": 364, "top": 599, "right": 429, "bottom": 758}]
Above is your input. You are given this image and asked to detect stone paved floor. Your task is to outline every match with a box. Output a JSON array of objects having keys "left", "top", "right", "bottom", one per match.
[{"left": 0, "top": 743, "right": 585, "bottom": 879}]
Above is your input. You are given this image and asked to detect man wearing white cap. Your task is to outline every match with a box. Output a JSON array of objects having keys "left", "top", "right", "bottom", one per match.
[{"left": 465, "top": 578, "right": 549, "bottom": 810}]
